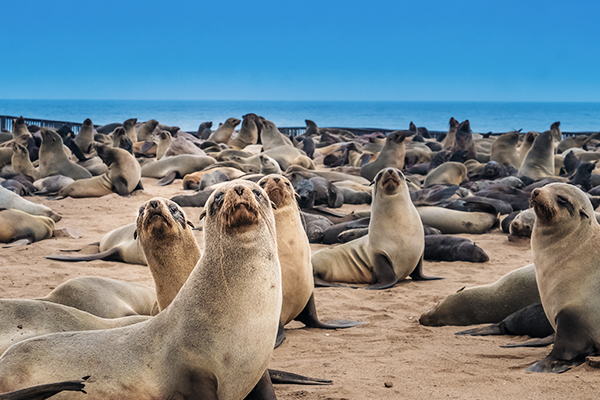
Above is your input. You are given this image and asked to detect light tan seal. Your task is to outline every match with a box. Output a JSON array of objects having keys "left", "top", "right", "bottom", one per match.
[
  {"left": 258, "top": 174, "right": 361, "bottom": 333},
  {"left": 207, "top": 117, "right": 241, "bottom": 144},
  {"left": 490, "top": 131, "right": 521, "bottom": 168},
  {"left": 416, "top": 206, "right": 497, "bottom": 234},
  {"left": 442, "top": 117, "right": 459, "bottom": 150},
  {"left": 0, "top": 185, "right": 61, "bottom": 221},
  {"left": 45, "top": 222, "right": 147, "bottom": 265},
  {"left": 140, "top": 154, "right": 216, "bottom": 185},
  {"left": 360, "top": 131, "right": 407, "bottom": 182},
  {"left": 0, "top": 209, "right": 55, "bottom": 244},
  {"left": 135, "top": 197, "right": 200, "bottom": 314},
  {"left": 423, "top": 162, "right": 468, "bottom": 187},
  {"left": 0, "top": 179, "right": 282, "bottom": 400},
  {"left": 528, "top": 183, "right": 600, "bottom": 372},
  {"left": 312, "top": 168, "right": 436, "bottom": 289},
  {"left": 37, "top": 276, "right": 156, "bottom": 318},
  {"left": 10, "top": 142, "right": 40, "bottom": 180},
  {"left": 228, "top": 113, "right": 259, "bottom": 149},
  {"left": 260, "top": 120, "right": 294, "bottom": 150},
  {"left": 58, "top": 144, "right": 142, "bottom": 198},
  {"left": 74, "top": 118, "right": 94, "bottom": 153},
  {"left": 518, "top": 129, "right": 555, "bottom": 180},
  {"left": 38, "top": 128, "right": 92, "bottom": 180},
  {"left": 419, "top": 264, "right": 539, "bottom": 326}
]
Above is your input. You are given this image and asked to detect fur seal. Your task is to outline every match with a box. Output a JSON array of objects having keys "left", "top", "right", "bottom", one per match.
[
  {"left": 45, "top": 222, "right": 146, "bottom": 265},
  {"left": 0, "top": 209, "right": 55, "bottom": 244},
  {"left": 228, "top": 113, "right": 259, "bottom": 149},
  {"left": 419, "top": 264, "right": 539, "bottom": 326},
  {"left": 260, "top": 120, "right": 294, "bottom": 150},
  {"left": 37, "top": 276, "right": 156, "bottom": 318},
  {"left": 74, "top": 118, "right": 94, "bottom": 153},
  {"left": 450, "top": 120, "right": 476, "bottom": 160},
  {"left": 120, "top": 118, "right": 137, "bottom": 142},
  {"left": 38, "top": 128, "right": 92, "bottom": 180},
  {"left": 0, "top": 180, "right": 282, "bottom": 400},
  {"left": 360, "top": 131, "right": 407, "bottom": 182},
  {"left": 0, "top": 186, "right": 61, "bottom": 221},
  {"left": 10, "top": 142, "right": 39, "bottom": 180},
  {"left": 528, "top": 183, "right": 600, "bottom": 372},
  {"left": 258, "top": 174, "right": 361, "bottom": 331},
  {"left": 442, "top": 118, "right": 459, "bottom": 150},
  {"left": 518, "top": 129, "right": 555, "bottom": 180},
  {"left": 33, "top": 175, "right": 74, "bottom": 195},
  {"left": 58, "top": 144, "right": 142, "bottom": 198},
  {"left": 135, "top": 119, "right": 159, "bottom": 142},
  {"left": 424, "top": 235, "right": 489, "bottom": 262},
  {"left": 154, "top": 130, "right": 171, "bottom": 159},
  {"left": 423, "top": 162, "right": 468, "bottom": 187},
  {"left": 135, "top": 197, "right": 200, "bottom": 313},
  {"left": 141, "top": 154, "right": 216, "bottom": 185},
  {"left": 312, "top": 168, "right": 435, "bottom": 289},
  {"left": 416, "top": 207, "right": 497, "bottom": 234},
  {"left": 207, "top": 117, "right": 241, "bottom": 144},
  {"left": 491, "top": 131, "right": 520, "bottom": 168}
]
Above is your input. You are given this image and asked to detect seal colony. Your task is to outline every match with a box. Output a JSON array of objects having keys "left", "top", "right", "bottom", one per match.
[{"left": 3, "top": 114, "right": 600, "bottom": 398}]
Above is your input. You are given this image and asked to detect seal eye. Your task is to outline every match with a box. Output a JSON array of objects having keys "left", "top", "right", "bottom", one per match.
[
  {"left": 259, "top": 181, "right": 266, "bottom": 187},
  {"left": 169, "top": 204, "right": 179, "bottom": 215},
  {"left": 285, "top": 181, "right": 290, "bottom": 187},
  {"left": 252, "top": 189, "right": 262, "bottom": 198},
  {"left": 214, "top": 192, "right": 224, "bottom": 206},
  {"left": 557, "top": 195, "right": 570, "bottom": 207}
]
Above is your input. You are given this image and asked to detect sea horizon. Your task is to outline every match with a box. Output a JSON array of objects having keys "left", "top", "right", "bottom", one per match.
[{"left": 1, "top": 99, "right": 599, "bottom": 133}]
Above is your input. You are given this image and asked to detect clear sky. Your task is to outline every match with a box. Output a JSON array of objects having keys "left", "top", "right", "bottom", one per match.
[{"left": 2, "top": 0, "right": 599, "bottom": 101}]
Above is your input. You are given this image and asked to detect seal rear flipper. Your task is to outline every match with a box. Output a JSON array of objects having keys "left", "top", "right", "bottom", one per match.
[
  {"left": 112, "top": 177, "right": 131, "bottom": 197},
  {"left": 268, "top": 369, "right": 332, "bottom": 385},
  {"left": 410, "top": 254, "right": 442, "bottom": 281},
  {"left": 313, "top": 276, "right": 348, "bottom": 288},
  {"left": 275, "top": 322, "right": 286, "bottom": 348},
  {"left": 502, "top": 334, "right": 555, "bottom": 348},
  {"left": 526, "top": 309, "right": 595, "bottom": 373},
  {"left": 245, "top": 370, "right": 276, "bottom": 400},
  {"left": 0, "top": 376, "right": 88, "bottom": 400},
  {"left": 45, "top": 247, "right": 122, "bottom": 262},
  {"left": 365, "top": 252, "right": 399, "bottom": 290},
  {"left": 157, "top": 171, "right": 178, "bottom": 186},
  {"left": 455, "top": 324, "right": 506, "bottom": 336},
  {"left": 66, "top": 140, "right": 88, "bottom": 162},
  {"left": 294, "top": 293, "right": 363, "bottom": 329},
  {"left": 141, "top": 140, "right": 155, "bottom": 153},
  {"left": 3, "top": 238, "right": 32, "bottom": 248}
]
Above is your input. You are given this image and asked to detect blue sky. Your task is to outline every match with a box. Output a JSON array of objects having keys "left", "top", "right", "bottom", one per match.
[{"left": 2, "top": 1, "right": 599, "bottom": 101}]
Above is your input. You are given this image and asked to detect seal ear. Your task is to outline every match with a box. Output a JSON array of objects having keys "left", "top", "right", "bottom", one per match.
[
  {"left": 580, "top": 208, "right": 590, "bottom": 223},
  {"left": 187, "top": 220, "right": 195, "bottom": 229},
  {"left": 271, "top": 201, "right": 277, "bottom": 210},
  {"left": 133, "top": 230, "right": 138, "bottom": 240},
  {"left": 199, "top": 210, "right": 207, "bottom": 221}
]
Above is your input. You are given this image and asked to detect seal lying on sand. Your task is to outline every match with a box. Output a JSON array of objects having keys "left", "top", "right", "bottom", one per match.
[
  {"left": 0, "top": 180, "right": 283, "bottom": 399},
  {"left": 0, "top": 209, "right": 55, "bottom": 244},
  {"left": 312, "top": 168, "right": 438, "bottom": 289}
]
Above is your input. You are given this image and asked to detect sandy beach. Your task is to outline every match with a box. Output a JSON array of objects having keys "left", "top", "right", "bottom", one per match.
[{"left": 2, "top": 175, "right": 597, "bottom": 400}]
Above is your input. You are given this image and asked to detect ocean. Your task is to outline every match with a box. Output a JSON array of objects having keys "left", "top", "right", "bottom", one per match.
[{"left": 1, "top": 99, "right": 599, "bottom": 133}]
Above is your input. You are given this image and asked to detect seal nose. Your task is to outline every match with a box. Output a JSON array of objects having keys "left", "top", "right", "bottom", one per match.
[
  {"left": 274, "top": 177, "right": 280, "bottom": 183},
  {"left": 149, "top": 200, "right": 159, "bottom": 209},
  {"left": 234, "top": 186, "right": 244, "bottom": 196}
]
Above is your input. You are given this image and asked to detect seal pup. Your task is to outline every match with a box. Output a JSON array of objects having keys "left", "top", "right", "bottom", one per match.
[
  {"left": 74, "top": 118, "right": 94, "bottom": 153},
  {"left": 0, "top": 185, "right": 61, "bottom": 221},
  {"left": 442, "top": 117, "right": 459, "bottom": 150},
  {"left": 528, "top": 183, "right": 600, "bottom": 372},
  {"left": 37, "top": 276, "right": 156, "bottom": 319},
  {"left": 58, "top": 144, "right": 142, "bottom": 198},
  {"left": 0, "top": 209, "right": 55, "bottom": 244},
  {"left": 360, "top": 131, "right": 407, "bottom": 182},
  {"left": 312, "top": 168, "right": 436, "bottom": 289},
  {"left": 0, "top": 180, "right": 282, "bottom": 400},
  {"left": 135, "top": 197, "right": 200, "bottom": 314},
  {"left": 45, "top": 222, "right": 147, "bottom": 265},
  {"left": 258, "top": 175, "right": 362, "bottom": 332},
  {"left": 207, "top": 117, "right": 241, "bottom": 144},
  {"left": 33, "top": 175, "right": 74, "bottom": 195},
  {"left": 419, "top": 264, "right": 539, "bottom": 327},
  {"left": 423, "top": 162, "right": 468, "bottom": 187},
  {"left": 38, "top": 128, "right": 92, "bottom": 180}
]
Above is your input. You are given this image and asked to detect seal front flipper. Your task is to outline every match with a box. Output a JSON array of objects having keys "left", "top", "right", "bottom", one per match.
[
  {"left": 268, "top": 369, "right": 332, "bottom": 385},
  {"left": 0, "top": 376, "right": 88, "bottom": 400},
  {"left": 526, "top": 309, "right": 594, "bottom": 373},
  {"left": 157, "top": 171, "right": 178, "bottom": 186},
  {"left": 294, "top": 293, "right": 363, "bottom": 329},
  {"left": 502, "top": 334, "right": 555, "bottom": 348},
  {"left": 409, "top": 254, "right": 442, "bottom": 281},
  {"left": 365, "top": 252, "right": 399, "bottom": 290},
  {"left": 245, "top": 370, "right": 276, "bottom": 400},
  {"left": 112, "top": 177, "right": 130, "bottom": 197},
  {"left": 275, "top": 322, "right": 286, "bottom": 348},
  {"left": 45, "top": 247, "right": 122, "bottom": 262}
]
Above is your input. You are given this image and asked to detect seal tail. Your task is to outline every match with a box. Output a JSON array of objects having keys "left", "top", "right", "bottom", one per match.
[
  {"left": 268, "top": 369, "right": 332, "bottom": 385},
  {"left": 45, "top": 247, "right": 121, "bottom": 263},
  {"left": 0, "top": 376, "right": 88, "bottom": 400}
]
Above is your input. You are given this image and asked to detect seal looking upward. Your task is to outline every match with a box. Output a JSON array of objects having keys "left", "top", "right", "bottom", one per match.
[
  {"left": 0, "top": 180, "right": 282, "bottom": 399},
  {"left": 528, "top": 183, "right": 600, "bottom": 373},
  {"left": 312, "top": 168, "right": 438, "bottom": 289}
]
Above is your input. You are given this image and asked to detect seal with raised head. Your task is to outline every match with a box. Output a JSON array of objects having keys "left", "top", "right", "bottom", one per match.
[
  {"left": 312, "top": 168, "right": 436, "bottom": 289},
  {"left": 58, "top": 144, "right": 142, "bottom": 198},
  {"left": 74, "top": 118, "right": 95, "bottom": 153},
  {"left": 135, "top": 197, "right": 200, "bottom": 314},
  {"left": 360, "top": 131, "right": 407, "bottom": 182},
  {"left": 518, "top": 129, "right": 555, "bottom": 180},
  {"left": 527, "top": 183, "right": 600, "bottom": 372},
  {"left": 207, "top": 117, "right": 241, "bottom": 144},
  {"left": 258, "top": 174, "right": 362, "bottom": 334},
  {"left": 491, "top": 131, "right": 521, "bottom": 168},
  {"left": 0, "top": 179, "right": 282, "bottom": 399},
  {"left": 38, "top": 128, "right": 92, "bottom": 181}
]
